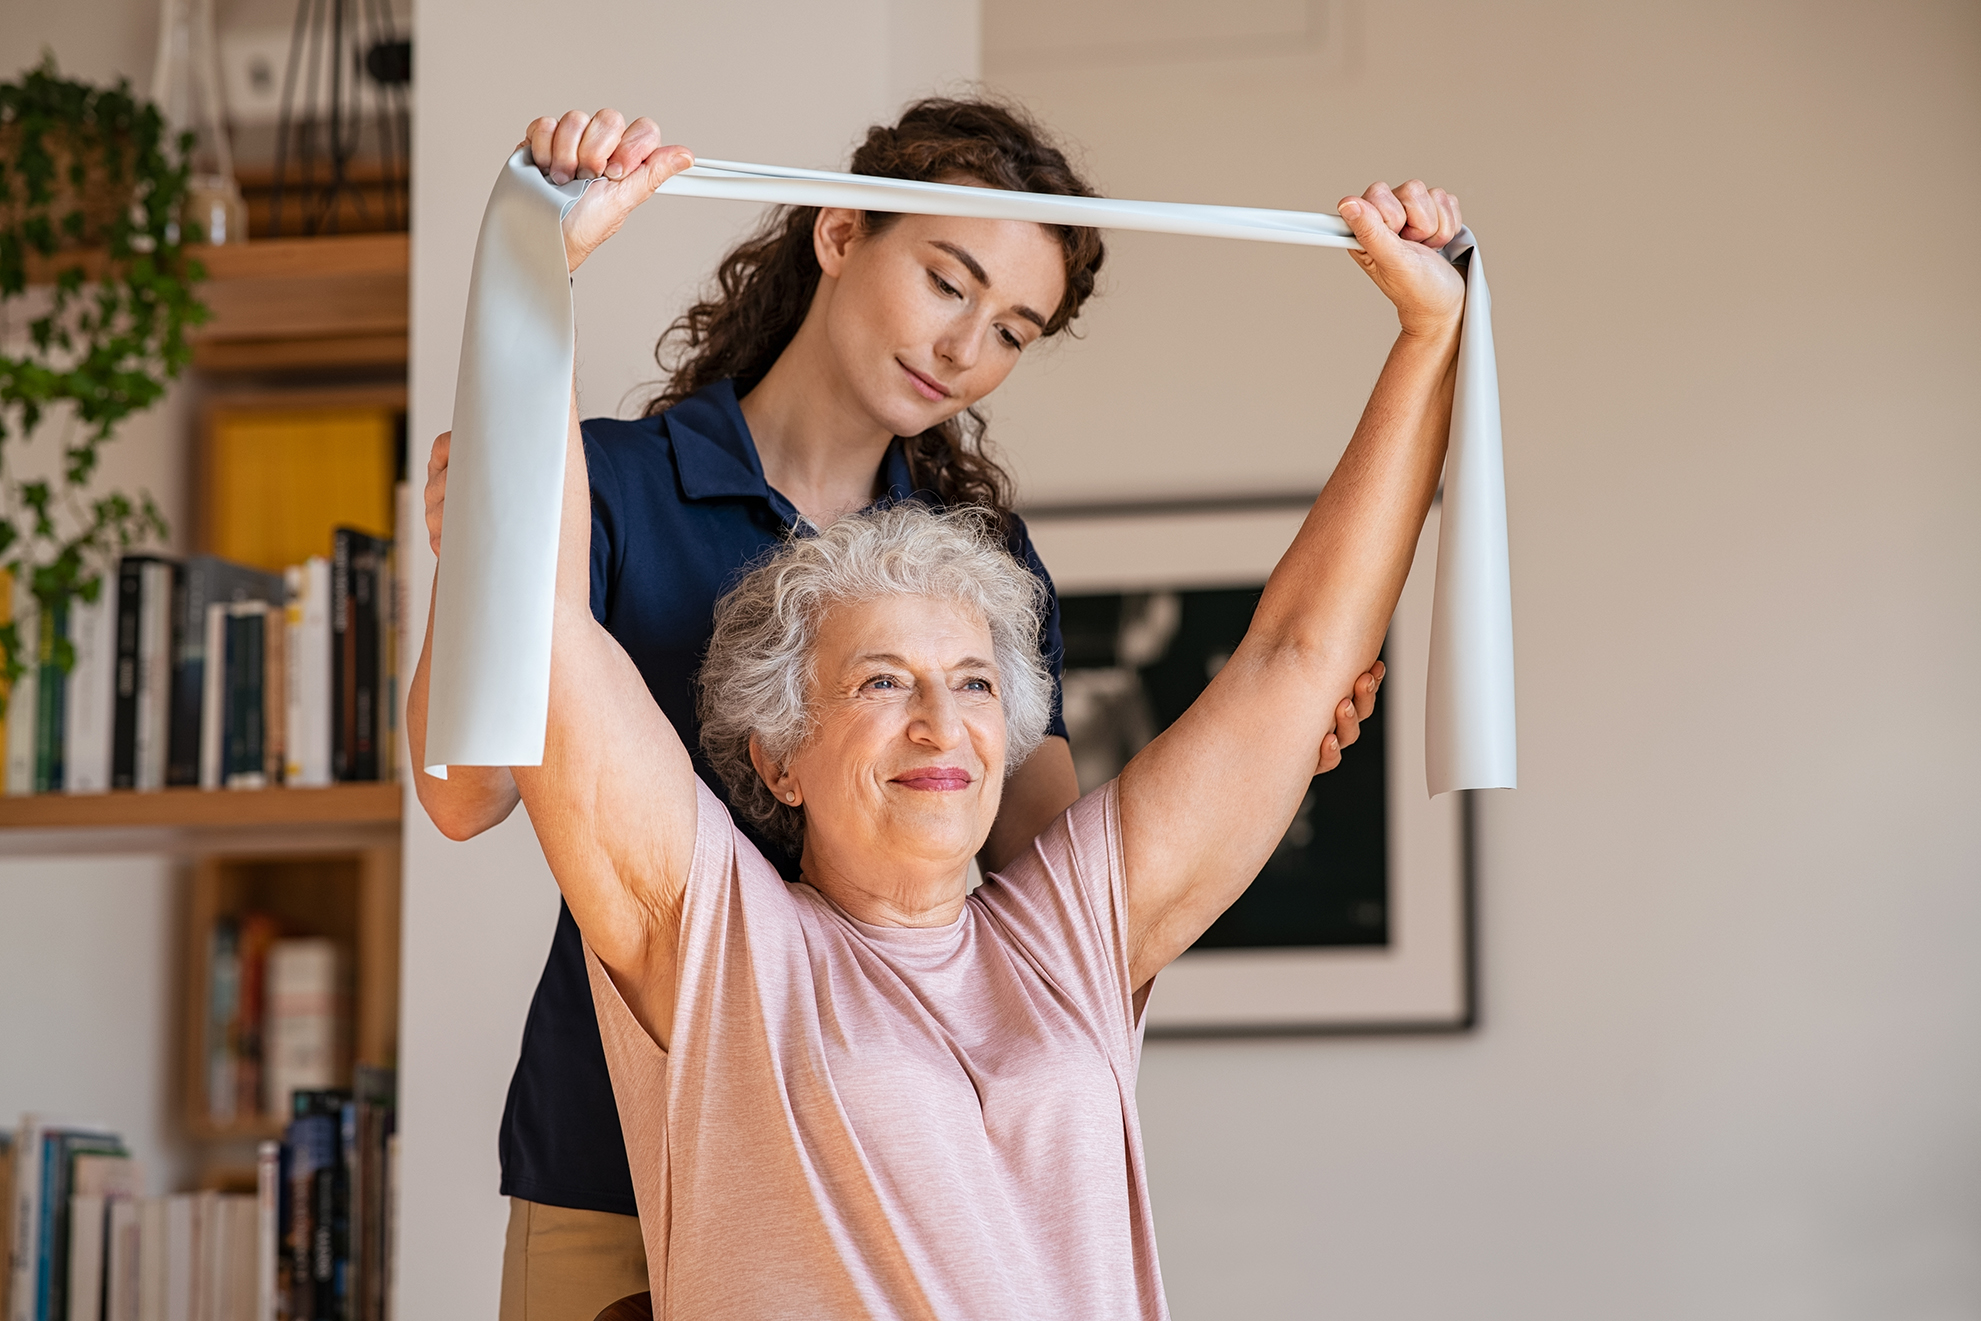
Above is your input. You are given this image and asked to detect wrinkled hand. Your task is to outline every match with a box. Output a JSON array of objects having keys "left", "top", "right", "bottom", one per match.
[
  {"left": 1337, "top": 181, "right": 1465, "bottom": 339},
  {"left": 523, "top": 109, "right": 695, "bottom": 273},
  {"left": 1316, "top": 661, "right": 1384, "bottom": 775},
  {"left": 424, "top": 431, "right": 449, "bottom": 557}
]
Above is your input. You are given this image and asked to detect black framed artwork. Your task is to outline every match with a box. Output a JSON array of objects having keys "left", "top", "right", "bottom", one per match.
[{"left": 1025, "top": 499, "right": 1474, "bottom": 1035}]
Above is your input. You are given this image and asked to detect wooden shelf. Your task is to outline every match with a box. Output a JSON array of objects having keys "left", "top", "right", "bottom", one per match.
[
  {"left": 25, "top": 233, "right": 410, "bottom": 373},
  {"left": 192, "top": 234, "right": 408, "bottom": 372},
  {"left": 0, "top": 783, "right": 401, "bottom": 831}
]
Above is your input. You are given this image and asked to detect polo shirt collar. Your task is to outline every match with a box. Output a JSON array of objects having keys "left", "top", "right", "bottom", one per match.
[
  {"left": 667, "top": 379, "right": 770, "bottom": 502},
  {"left": 668, "top": 378, "right": 927, "bottom": 516}
]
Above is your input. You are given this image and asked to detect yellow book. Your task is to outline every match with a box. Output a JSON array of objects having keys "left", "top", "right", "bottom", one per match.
[{"left": 207, "top": 408, "right": 399, "bottom": 573}]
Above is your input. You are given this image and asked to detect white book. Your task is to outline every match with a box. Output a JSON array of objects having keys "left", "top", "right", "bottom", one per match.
[
  {"left": 254, "top": 1144, "right": 278, "bottom": 1321},
  {"left": 266, "top": 939, "right": 345, "bottom": 1119},
  {"left": 6, "top": 582, "right": 39, "bottom": 797},
  {"left": 198, "top": 603, "right": 228, "bottom": 790},
  {"left": 220, "top": 1196, "right": 255, "bottom": 1321},
  {"left": 63, "top": 588, "right": 116, "bottom": 793},
  {"left": 67, "top": 1194, "right": 106, "bottom": 1321},
  {"left": 105, "top": 1196, "right": 141, "bottom": 1321},
  {"left": 382, "top": 1132, "right": 399, "bottom": 1321},
  {"left": 194, "top": 1192, "right": 220, "bottom": 1321},
  {"left": 135, "top": 562, "right": 175, "bottom": 791},
  {"left": 285, "top": 558, "right": 332, "bottom": 787},
  {"left": 67, "top": 1149, "right": 145, "bottom": 1319},
  {"left": 136, "top": 1197, "right": 167, "bottom": 1321},
  {"left": 163, "top": 1195, "right": 193, "bottom": 1321}
]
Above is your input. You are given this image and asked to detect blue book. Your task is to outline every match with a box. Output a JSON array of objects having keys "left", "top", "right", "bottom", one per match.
[{"left": 34, "top": 1126, "right": 122, "bottom": 1321}]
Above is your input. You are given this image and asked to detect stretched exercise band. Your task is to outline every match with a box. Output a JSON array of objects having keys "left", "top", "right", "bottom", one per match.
[{"left": 424, "top": 148, "right": 1516, "bottom": 796}]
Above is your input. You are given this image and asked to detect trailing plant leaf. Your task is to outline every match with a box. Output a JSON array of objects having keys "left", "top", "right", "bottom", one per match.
[{"left": 0, "top": 54, "right": 206, "bottom": 713}]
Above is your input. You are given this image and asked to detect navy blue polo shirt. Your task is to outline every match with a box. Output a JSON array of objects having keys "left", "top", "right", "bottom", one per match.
[{"left": 497, "top": 379, "right": 1070, "bottom": 1216}]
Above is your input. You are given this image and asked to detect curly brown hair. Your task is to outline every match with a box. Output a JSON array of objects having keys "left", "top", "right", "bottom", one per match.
[{"left": 643, "top": 97, "right": 1107, "bottom": 518}]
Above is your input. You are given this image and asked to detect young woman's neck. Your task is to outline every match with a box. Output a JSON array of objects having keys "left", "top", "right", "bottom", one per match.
[{"left": 740, "top": 286, "right": 895, "bottom": 528}]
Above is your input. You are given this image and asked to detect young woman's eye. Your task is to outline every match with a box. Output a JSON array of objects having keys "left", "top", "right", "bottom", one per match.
[
  {"left": 996, "top": 326, "right": 1023, "bottom": 351},
  {"left": 929, "top": 271, "right": 962, "bottom": 299}
]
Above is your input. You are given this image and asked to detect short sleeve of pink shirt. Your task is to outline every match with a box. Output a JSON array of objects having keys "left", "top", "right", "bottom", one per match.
[{"left": 583, "top": 778, "right": 1169, "bottom": 1321}]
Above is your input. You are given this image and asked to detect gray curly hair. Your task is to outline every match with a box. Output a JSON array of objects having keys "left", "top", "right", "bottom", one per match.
[{"left": 697, "top": 502, "right": 1054, "bottom": 852}]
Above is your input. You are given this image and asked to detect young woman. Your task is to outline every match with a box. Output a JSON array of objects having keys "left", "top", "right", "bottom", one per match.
[{"left": 410, "top": 98, "right": 1406, "bottom": 1321}]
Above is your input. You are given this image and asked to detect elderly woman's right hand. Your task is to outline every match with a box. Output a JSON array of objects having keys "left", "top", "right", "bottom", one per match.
[{"left": 524, "top": 110, "right": 695, "bottom": 273}]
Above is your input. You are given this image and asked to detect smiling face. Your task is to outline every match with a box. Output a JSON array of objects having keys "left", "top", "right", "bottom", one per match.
[
  {"left": 752, "top": 593, "right": 1009, "bottom": 912},
  {"left": 813, "top": 208, "right": 1069, "bottom": 440}
]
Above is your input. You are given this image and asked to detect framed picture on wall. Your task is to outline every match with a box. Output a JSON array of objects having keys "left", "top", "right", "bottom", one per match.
[{"left": 1023, "top": 497, "right": 1474, "bottom": 1035}]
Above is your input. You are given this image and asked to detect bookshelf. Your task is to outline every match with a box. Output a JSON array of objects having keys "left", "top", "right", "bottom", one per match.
[
  {"left": 0, "top": 783, "right": 400, "bottom": 830},
  {"left": 183, "top": 845, "right": 401, "bottom": 1142},
  {"left": 13, "top": 230, "right": 415, "bottom": 1181}
]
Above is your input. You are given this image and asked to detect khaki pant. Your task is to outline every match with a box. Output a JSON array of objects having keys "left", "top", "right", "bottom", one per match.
[{"left": 499, "top": 1198, "right": 649, "bottom": 1321}]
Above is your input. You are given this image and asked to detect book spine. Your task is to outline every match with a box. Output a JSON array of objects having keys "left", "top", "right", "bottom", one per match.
[
  {"left": 36, "top": 1132, "right": 56, "bottom": 1321},
  {"left": 283, "top": 571, "right": 305, "bottom": 788},
  {"left": 208, "top": 919, "right": 242, "bottom": 1127},
  {"left": 264, "top": 596, "right": 286, "bottom": 787},
  {"left": 111, "top": 561, "right": 143, "bottom": 789},
  {"left": 225, "top": 608, "right": 268, "bottom": 791},
  {"left": 64, "top": 1194, "right": 105, "bottom": 1321},
  {"left": 35, "top": 601, "right": 66, "bottom": 794},
  {"left": 266, "top": 944, "right": 343, "bottom": 1121},
  {"left": 303, "top": 561, "right": 332, "bottom": 788},
  {"left": 104, "top": 1198, "right": 138, "bottom": 1321},
  {"left": 9, "top": 1119, "right": 41, "bottom": 1321},
  {"left": 330, "top": 536, "right": 352, "bottom": 784},
  {"left": 5, "top": 585, "right": 38, "bottom": 797},
  {"left": 135, "top": 565, "right": 176, "bottom": 792},
  {"left": 350, "top": 547, "right": 378, "bottom": 784},
  {"left": 379, "top": 1136, "right": 395, "bottom": 1321},
  {"left": 255, "top": 1145, "right": 278, "bottom": 1321},
  {"left": 64, "top": 591, "right": 114, "bottom": 794},
  {"left": 166, "top": 565, "right": 200, "bottom": 787},
  {"left": 376, "top": 535, "right": 397, "bottom": 785},
  {"left": 163, "top": 1195, "right": 192, "bottom": 1321},
  {"left": 199, "top": 604, "right": 228, "bottom": 791}
]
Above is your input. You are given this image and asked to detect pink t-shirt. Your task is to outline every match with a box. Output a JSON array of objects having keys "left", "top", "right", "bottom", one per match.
[{"left": 583, "top": 778, "right": 1168, "bottom": 1320}]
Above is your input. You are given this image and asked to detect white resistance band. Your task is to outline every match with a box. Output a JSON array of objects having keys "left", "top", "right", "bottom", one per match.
[{"left": 425, "top": 147, "right": 1516, "bottom": 796}]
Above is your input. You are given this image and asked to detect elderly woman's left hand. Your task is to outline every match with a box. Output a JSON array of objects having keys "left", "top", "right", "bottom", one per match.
[
  {"left": 1316, "top": 661, "right": 1384, "bottom": 775},
  {"left": 1337, "top": 180, "right": 1465, "bottom": 339}
]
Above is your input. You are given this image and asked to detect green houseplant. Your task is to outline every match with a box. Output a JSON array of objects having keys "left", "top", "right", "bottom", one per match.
[{"left": 0, "top": 55, "right": 207, "bottom": 703}]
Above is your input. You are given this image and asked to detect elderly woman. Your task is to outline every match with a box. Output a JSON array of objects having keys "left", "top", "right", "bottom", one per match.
[{"left": 411, "top": 141, "right": 1462, "bottom": 1317}]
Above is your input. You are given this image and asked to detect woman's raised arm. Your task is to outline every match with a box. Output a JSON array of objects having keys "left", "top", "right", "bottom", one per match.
[
  {"left": 408, "top": 388, "right": 701, "bottom": 1046},
  {"left": 1116, "top": 181, "right": 1467, "bottom": 991}
]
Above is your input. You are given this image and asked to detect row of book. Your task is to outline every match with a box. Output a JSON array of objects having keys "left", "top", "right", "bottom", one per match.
[
  {"left": 207, "top": 925, "right": 349, "bottom": 1129},
  {"left": 3, "top": 530, "right": 399, "bottom": 796},
  {"left": 3, "top": 1084, "right": 397, "bottom": 1321}
]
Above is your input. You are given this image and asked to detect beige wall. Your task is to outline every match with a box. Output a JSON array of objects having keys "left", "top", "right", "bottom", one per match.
[{"left": 983, "top": 0, "right": 1981, "bottom": 1315}]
